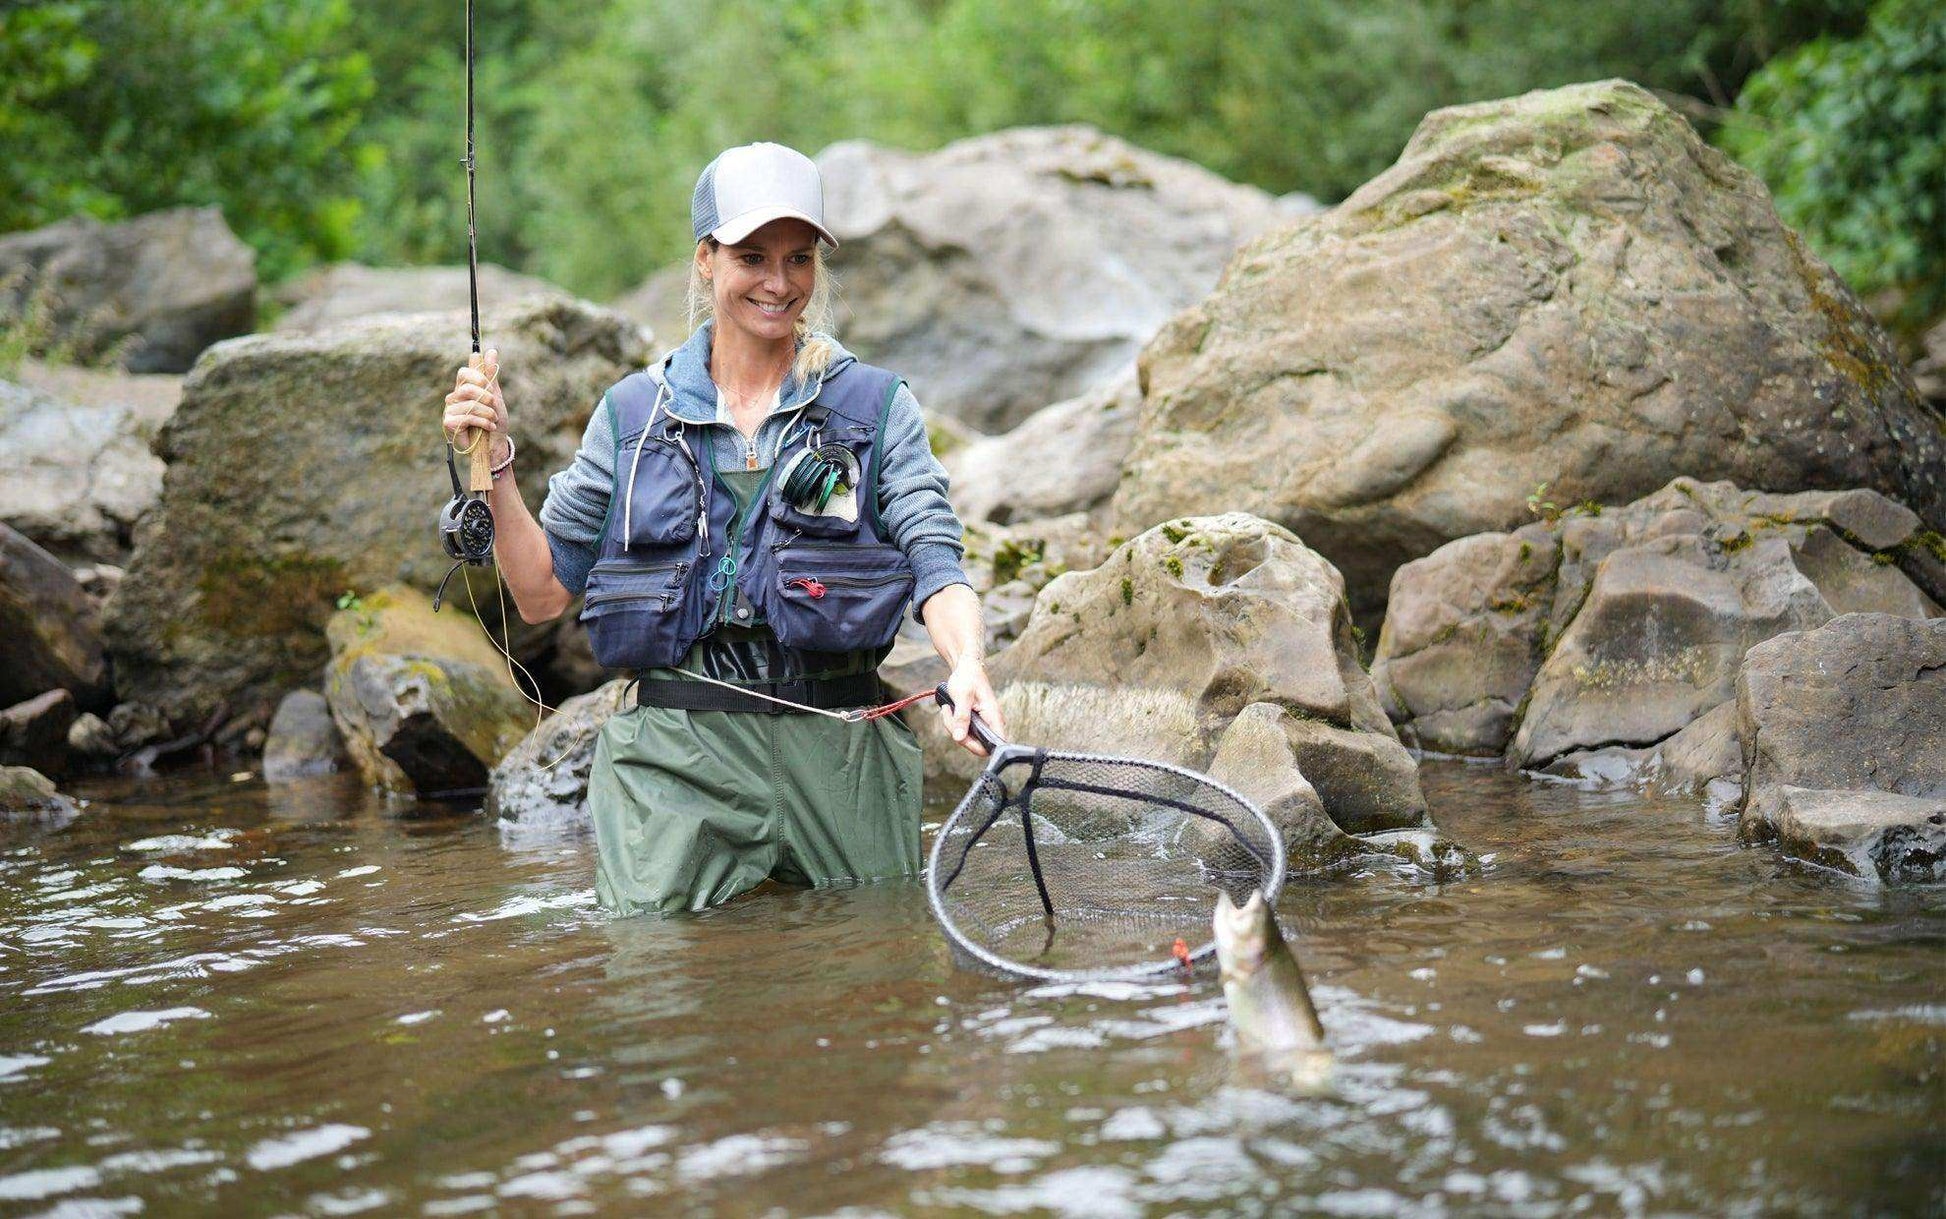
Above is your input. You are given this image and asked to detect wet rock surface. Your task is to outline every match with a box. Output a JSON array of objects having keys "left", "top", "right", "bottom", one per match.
[
  {"left": 0, "top": 207, "right": 256, "bottom": 372},
  {"left": 0, "top": 523, "right": 109, "bottom": 711},
  {"left": 1736, "top": 613, "right": 1946, "bottom": 881},
  {"left": 487, "top": 679, "right": 630, "bottom": 829},
  {"left": 1374, "top": 479, "right": 1940, "bottom": 767},
  {"left": 1767, "top": 786, "right": 1946, "bottom": 884},
  {"left": 1114, "top": 81, "right": 1944, "bottom": 623},
  {"left": 261, "top": 689, "right": 348, "bottom": 782},
  {"left": 104, "top": 295, "right": 648, "bottom": 734},
  {"left": 322, "top": 587, "right": 532, "bottom": 799},
  {"left": 812, "top": 126, "right": 1282, "bottom": 430},
  {"left": 925, "top": 514, "right": 1433, "bottom": 837},
  {"left": 0, "top": 765, "right": 78, "bottom": 819}
]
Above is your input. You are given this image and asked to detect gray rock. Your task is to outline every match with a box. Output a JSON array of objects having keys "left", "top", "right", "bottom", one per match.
[
  {"left": 0, "top": 366, "right": 178, "bottom": 561},
  {"left": 920, "top": 514, "right": 1433, "bottom": 836},
  {"left": 104, "top": 295, "right": 648, "bottom": 735},
  {"left": 322, "top": 587, "right": 532, "bottom": 798},
  {"left": 487, "top": 679, "right": 630, "bottom": 828},
  {"left": 262, "top": 689, "right": 347, "bottom": 782},
  {"left": 1769, "top": 786, "right": 1945, "bottom": 884},
  {"left": 1737, "top": 614, "right": 1946, "bottom": 868},
  {"left": 0, "top": 689, "right": 76, "bottom": 775},
  {"left": 1653, "top": 700, "right": 1743, "bottom": 796},
  {"left": 67, "top": 712, "right": 116, "bottom": 761},
  {"left": 0, "top": 207, "right": 255, "bottom": 372},
  {"left": 0, "top": 765, "right": 78, "bottom": 820},
  {"left": 816, "top": 126, "right": 1284, "bottom": 431},
  {"left": 0, "top": 522, "right": 108, "bottom": 709},
  {"left": 273, "top": 262, "right": 572, "bottom": 333},
  {"left": 1373, "top": 478, "right": 1941, "bottom": 767},
  {"left": 942, "top": 368, "right": 1140, "bottom": 526},
  {"left": 1114, "top": 82, "right": 1944, "bottom": 624}
]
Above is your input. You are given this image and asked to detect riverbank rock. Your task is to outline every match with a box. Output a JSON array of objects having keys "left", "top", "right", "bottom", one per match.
[
  {"left": 272, "top": 262, "right": 572, "bottom": 333},
  {"left": 0, "top": 207, "right": 256, "bottom": 373},
  {"left": 486, "top": 678, "right": 630, "bottom": 829},
  {"left": 0, "top": 690, "right": 76, "bottom": 776},
  {"left": 0, "top": 523, "right": 109, "bottom": 711},
  {"left": 262, "top": 689, "right": 347, "bottom": 782},
  {"left": 0, "top": 766, "right": 78, "bottom": 820},
  {"left": 925, "top": 514, "right": 1432, "bottom": 841},
  {"left": 1373, "top": 479, "right": 1941, "bottom": 768},
  {"left": 323, "top": 587, "right": 531, "bottom": 798},
  {"left": 1114, "top": 81, "right": 1945, "bottom": 625},
  {"left": 1736, "top": 614, "right": 1946, "bottom": 882},
  {"left": 818, "top": 126, "right": 1284, "bottom": 430},
  {"left": 0, "top": 365, "right": 178, "bottom": 561},
  {"left": 942, "top": 368, "right": 1139, "bottom": 526},
  {"left": 104, "top": 295, "right": 648, "bottom": 735}
]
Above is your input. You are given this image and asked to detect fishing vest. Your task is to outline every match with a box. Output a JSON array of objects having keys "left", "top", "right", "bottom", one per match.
[{"left": 579, "top": 359, "right": 915, "bottom": 671}]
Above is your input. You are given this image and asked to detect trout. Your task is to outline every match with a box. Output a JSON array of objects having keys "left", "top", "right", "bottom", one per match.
[{"left": 1213, "top": 889, "right": 1326, "bottom": 1055}]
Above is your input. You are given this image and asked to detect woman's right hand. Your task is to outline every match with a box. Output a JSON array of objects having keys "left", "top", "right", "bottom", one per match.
[{"left": 444, "top": 348, "right": 510, "bottom": 466}]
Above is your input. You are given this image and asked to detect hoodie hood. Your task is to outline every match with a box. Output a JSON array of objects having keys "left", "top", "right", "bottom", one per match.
[{"left": 655, "top": 320, "right": 859, "bottom": 425}]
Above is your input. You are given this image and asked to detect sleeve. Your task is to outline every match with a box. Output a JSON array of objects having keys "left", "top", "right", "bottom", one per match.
[
  {"left": 874, "top": 381, "right": 971, "bottom": 618},
  {"left": 537, "top": 395, "right": 617, "bottom": 597}
]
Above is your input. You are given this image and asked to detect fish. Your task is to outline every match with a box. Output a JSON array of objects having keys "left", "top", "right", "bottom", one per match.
[{"left": 1213, "top": 888, "right": 1327, "bottom": 1056}]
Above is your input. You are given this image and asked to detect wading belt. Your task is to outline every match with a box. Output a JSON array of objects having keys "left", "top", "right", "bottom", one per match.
[{"left": 633, "top": 672, "right": 884, "bottom": 716}]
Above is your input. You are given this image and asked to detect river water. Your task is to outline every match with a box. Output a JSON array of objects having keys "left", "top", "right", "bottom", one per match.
[{"left": 1, "top": 761, "right": 1940, "bottom": 1217}]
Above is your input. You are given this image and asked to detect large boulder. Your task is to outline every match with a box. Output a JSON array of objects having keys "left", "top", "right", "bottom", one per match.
[
  {"left": 323, "top": 586, "right": 531, "bottom": 798},
  {"left": 0, "top": 523, "right": 109, "bottom": 710},
  {"left": 0, "top": 364, "right": 179, "bottom": 560},
  {"left": 1114, "top": 81, "right": 1945, "bottom": 624},
  {"left": 0, "top": 207, "right": 256, "bottom": 373},
  {"left": 941, "top": 368, "right": 1139, "bottom": 527},
  {"left": 486, "top": 678, "right": 630, "bottom": 828},
  {"left": 928, "top": 514, "right": 1432, "bottom": 839},
  {"left": 272, "top": 262, "right": 572, "bottom": 333},
  {"left": 626, "top": 126, "right": 1281, "bottom": 432},
  {"left": 1373, "top": 479, "right": 1941, "bottom": 765},
  {"left": 1736, "top": 613, "right": 1946, "bottom": 883},
  {"left": 103, "top": 296, "right": 649, "bottom": 735}
]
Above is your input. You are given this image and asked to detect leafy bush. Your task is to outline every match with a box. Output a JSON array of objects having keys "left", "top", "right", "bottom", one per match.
[{"left": 1720, "top": 0, "right": 1946, "bottom": 326}]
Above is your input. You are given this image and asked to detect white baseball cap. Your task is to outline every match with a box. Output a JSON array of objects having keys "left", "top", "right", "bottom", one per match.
[{"left": 691, "top": 142, "right": 837, "bottom": 248}]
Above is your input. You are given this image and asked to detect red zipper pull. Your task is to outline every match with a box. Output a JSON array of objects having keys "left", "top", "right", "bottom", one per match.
[{"left": 788, "top": 577, "right": 826, "bottom": 599}]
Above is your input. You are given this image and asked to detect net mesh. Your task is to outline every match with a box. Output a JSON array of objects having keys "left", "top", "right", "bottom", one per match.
[{"left": 927, "top": 748, "right": 1284, "bottom": 982}]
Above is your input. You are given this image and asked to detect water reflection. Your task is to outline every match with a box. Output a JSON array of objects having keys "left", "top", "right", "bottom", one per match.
[{"left": 0, "top": 764, "right": 1939, "bottom": 1215}]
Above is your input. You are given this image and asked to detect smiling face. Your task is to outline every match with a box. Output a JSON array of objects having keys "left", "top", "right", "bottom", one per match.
[{"left": 698, "top": 218, "right": 820, "bottom": 345}]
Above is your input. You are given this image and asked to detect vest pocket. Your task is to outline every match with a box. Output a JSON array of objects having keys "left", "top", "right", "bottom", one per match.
[
  {"left": 618, "top": 434, "right": 703, "bottom": 549},
  {"left": 580, "top": 555, "right": 696, "bottom": 670},
  {"left": 766, "top": 541, "right": 914, "bottom": 652}
]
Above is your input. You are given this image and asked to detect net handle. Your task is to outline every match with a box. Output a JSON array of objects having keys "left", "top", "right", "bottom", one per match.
[{"left": 933, "top": 683, "right": 1006, "bottom": 753}]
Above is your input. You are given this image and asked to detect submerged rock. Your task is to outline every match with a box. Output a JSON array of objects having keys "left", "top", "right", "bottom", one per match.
[
  {"left": 1737, "top": 613, "right": 1946, "bottom": 884},
  {"left": 262, "top": 689, "right": 347, "bottom": 782},
  {"left": 0, "top": 207, "right": 256, "bottom": 372},
  {"left": 323, "top": 587, "right": 532, "bottom": 799},
  {"left": 1115, "top": 81, "right": 1943, "bottom": 623},
  {"left": 104, "top": 295, "right": 648, "bottom": 736},
  {"left": 0, "top": 523, "right": 108, "bottom": 711},
  {"left": 1373, "top": 479, "right": 1941, "bottom": 767},
  {"left": 0, "top": 765, "right": 79, "bottom": 820},
  {"left": 814, "top": 126, "right": 1283, "bottom": 430},
  {"left": 487, "top": 679, "right": 630, "bottom": 829},
  {"left": 926, "top": 514, "right": 1434, "bottom": 838}
]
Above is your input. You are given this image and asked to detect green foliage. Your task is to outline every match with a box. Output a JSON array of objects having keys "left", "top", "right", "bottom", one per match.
[
  {"left": 1720, "top": 0, "right": 1946, "bottom": 325},
  {"left": 0, "top": 0, "right": 375, "bottom": 281}
]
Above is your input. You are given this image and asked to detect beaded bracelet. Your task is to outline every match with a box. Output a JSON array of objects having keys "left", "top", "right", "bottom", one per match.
[{"left": 489, "top": 435, "right": 516, "bottom": 479}]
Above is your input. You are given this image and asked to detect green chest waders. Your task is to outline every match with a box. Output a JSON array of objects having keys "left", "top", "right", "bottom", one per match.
[{"left": 586, "top": 469, "right": 925, "bottom": 917}]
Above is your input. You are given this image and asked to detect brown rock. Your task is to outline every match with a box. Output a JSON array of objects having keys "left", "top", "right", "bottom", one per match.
[
  {"left": 0, "top": 689, "right": 77, "bottom": 775},
  {"left": 0, "top": 523, "right": 108, "bottom": 709}
]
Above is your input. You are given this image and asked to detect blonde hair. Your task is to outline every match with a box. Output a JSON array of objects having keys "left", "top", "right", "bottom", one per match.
[{"left": 685, "top": 239, "right": 839, "bottom": 384}]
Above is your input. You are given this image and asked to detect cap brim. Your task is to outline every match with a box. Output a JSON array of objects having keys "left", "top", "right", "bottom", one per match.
[{"left": 710, "top": 205, "right": 838, "bottom": 250}]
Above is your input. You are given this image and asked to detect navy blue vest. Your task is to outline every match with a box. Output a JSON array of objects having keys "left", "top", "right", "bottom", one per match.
[{"left": 579, "top": 359, "right": 915, "bottom": 670}]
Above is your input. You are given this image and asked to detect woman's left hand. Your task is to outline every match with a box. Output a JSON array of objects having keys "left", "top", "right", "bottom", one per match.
[{"left": 941, "top": 657, "right": 1006, "bottom": 757}]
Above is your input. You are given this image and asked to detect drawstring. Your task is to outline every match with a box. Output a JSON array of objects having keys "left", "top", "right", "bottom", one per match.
[{"left": 621, "top": 376, "right": 673, "bottom": 551}]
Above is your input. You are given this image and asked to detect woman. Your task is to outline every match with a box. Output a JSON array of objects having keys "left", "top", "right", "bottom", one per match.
[{"left": 442, "top": 142, "right": 1004, "bottom": 916}]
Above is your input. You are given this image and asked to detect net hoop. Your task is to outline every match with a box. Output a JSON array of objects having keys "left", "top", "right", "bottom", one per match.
[{"left": 925, "top": 746, "right": 1288, "bottom": 984}]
